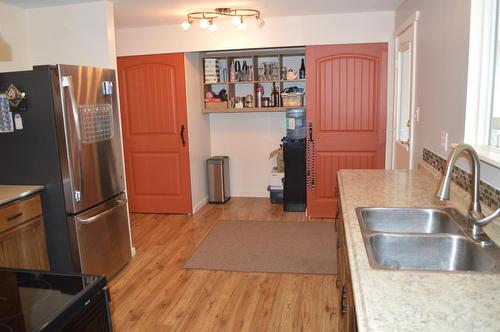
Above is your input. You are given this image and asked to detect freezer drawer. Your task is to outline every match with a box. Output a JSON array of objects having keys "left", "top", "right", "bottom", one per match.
[{"left": 68, "top": 193, "right": 131, "bottom": 278}]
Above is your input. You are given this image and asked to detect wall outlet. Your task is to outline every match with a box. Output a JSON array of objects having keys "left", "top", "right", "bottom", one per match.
[
  {"left": 441, "top": 131, "right": 449, "bottom": 152},
  {"left": 415, "top": 106, "right": 420, "bottom": 122}
]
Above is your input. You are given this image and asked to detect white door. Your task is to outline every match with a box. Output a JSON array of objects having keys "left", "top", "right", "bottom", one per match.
[{"left": 393, "top": 19, "right": 417, "bottom": 169}]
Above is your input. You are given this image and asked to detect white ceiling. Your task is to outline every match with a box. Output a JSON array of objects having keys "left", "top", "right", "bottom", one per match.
[{"left": 2, "top": 0, "right": 404, "bottom": 28}]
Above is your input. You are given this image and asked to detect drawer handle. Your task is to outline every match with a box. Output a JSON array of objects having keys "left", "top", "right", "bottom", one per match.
[{"left": 7, "top": 212, "right": 23, "bottom": 221}]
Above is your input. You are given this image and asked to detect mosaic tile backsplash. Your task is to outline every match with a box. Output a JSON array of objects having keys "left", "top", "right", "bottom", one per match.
[{"left": 423, "top": 148, "right": 500, "bottom": 210}]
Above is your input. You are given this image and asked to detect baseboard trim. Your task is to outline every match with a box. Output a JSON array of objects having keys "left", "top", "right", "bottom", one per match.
[
  {"left": 231, "top": 191, "right": 269, "bottom": 198},
  {"left": 192, "top": 196, "right": 209, "bottom": 213}
]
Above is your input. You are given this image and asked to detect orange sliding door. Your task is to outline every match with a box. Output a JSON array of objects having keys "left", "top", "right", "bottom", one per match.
[
  {"left": 117, "top": 53, "right": 192, "bottom": 213},
  {"left": 306, "top": 44, "right": 388, "bottom": 218}
]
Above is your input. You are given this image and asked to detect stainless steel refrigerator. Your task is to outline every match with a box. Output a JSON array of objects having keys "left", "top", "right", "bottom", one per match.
[{"left": 0, "top": 65, "right": 131, "bottom": 278}]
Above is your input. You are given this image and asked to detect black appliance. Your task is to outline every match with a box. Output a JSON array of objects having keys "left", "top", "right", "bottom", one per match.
[
  {"left": 0, "top": 268, "right": 112, "bottom": 331},
  {"left": 283, "top": 140, "right": 306, "bottom": 212}
]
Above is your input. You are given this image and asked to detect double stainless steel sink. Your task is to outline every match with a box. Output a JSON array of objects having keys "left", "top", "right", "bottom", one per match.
[{"left": 356, "top": 208, "right": 500, "bottom": 272}]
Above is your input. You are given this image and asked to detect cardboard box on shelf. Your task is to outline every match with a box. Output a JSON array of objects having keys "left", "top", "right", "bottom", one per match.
[
  {"left": 269, "top": 147, "right": 284, "bottom": 172},
  {"left": 270, "top": 168, "right": 284, "bottom": 188},
  {"left": 205, "top": 101, "right": 228, "bottom": 109}
]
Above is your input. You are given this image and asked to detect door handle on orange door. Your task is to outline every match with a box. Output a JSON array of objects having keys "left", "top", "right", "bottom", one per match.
[{"left": 180, "top": 125, "right": 186, "bottom": 147}]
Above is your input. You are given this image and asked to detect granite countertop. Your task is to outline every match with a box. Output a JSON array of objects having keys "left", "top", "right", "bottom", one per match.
[
  {"left": 0, "top": 185, "right": 44, "bottom": 206},
  {"left": 338, "top": 169, "right": 500, "bottom": 332}
]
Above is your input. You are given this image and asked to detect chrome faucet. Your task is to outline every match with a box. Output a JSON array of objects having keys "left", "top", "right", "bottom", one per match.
[{"left": 436, "top": 144, "right": 500, "bottom": 247}]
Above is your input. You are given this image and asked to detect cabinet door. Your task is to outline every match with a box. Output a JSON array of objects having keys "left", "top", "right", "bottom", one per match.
[
  {"left": 0, "top": 216, "right": 50, "bottom": 270},
  {"left": 306, "top": 44, "right": 388, "bottom": 217},
  {"left": 337, "top": 198, "right": 357, "bottom": 331}
]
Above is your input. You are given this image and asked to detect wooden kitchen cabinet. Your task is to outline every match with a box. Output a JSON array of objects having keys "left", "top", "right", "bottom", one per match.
[
  {"left": 0, "top": 194, "right": 50, "bottom": 270},
  {"left": 336, "top": 199, "right": 357, "bottom": 331}
]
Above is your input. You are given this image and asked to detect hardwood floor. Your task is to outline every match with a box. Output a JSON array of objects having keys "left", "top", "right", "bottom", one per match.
[{"left": 109, "top": 197, "right": 338, "bottom": 331}]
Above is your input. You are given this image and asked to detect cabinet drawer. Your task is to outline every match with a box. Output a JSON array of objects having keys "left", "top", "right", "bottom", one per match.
[{"left": 0, "top": 195, "right": 42, "bottom": 233}]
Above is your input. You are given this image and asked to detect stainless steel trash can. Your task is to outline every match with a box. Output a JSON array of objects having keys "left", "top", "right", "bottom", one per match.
[{"left": 207, "top": 156, "right": 230, "bottom": 203}]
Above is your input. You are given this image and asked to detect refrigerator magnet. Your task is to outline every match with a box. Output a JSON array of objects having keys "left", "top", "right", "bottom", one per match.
[{"left": 14, "top": 113, "right": 23, "bottom": 130}]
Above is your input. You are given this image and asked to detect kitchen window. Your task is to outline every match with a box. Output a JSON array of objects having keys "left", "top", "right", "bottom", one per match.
[
  {"left": 465, "top": 0, "right": 500, "bottom": 167},
  {"left": 490, "top": 7, "right": 500, "bottom": 148}
]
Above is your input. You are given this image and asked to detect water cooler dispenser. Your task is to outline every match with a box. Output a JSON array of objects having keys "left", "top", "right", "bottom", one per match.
[{"left": 283, "top": 108, "right": 306, "bottom": 212}]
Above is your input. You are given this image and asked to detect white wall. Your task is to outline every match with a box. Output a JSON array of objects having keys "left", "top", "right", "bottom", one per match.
[
  {"left": 210, "top": 113, "right": 285, "bottom": 197},
  {"left": 184, "top": 53, "right": 211, "bottom": 210},
  {"left": 116, "top": 12, "right": 394, "bottom": 56},
  {"left": 26, "top": 1, "right": 117, "bottom": 69},
  {"left": 396, "top": 0, "right": 500, "bottom": 188},
  {"left": 0, "top": 3, "right": 30, "bottom": 72},
  {"left": 396, "top": 0, "right": 470, "bottom": 167},
  {"left": 116, "top": 11, "right": 395, "bottom": 197}
]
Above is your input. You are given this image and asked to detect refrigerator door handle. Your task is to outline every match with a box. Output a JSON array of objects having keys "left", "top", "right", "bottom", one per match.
[
  {"left": 62, "top": 76, "right": 84, "bottom": 202},
  {"left": 76, "top": 198, "right": 127, "bottom": 225}
]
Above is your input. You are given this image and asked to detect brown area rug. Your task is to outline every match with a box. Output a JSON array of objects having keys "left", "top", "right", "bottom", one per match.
[{"left": 184, "top": 220, "right": 337, "bottom": 275}]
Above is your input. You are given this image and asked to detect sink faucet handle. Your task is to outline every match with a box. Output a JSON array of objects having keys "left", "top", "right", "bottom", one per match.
[{"left": 475, "top": 208, "right": 500, "bottom": 226}]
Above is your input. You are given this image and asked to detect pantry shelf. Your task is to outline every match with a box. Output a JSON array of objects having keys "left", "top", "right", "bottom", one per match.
[
  {"left": 201, "top": 48, "right": 306, "bottom": 115},
  {"left": 202, "top": 107, "right": 289, "bottom": 114}
]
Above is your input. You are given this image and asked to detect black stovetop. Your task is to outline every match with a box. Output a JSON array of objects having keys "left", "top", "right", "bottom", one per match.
[{"left": 0, "top": 268, "right": 105, "bottom": 332}]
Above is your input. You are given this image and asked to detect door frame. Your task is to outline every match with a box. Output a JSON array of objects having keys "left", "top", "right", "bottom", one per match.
[{"left": 392, "top": 11, "right": 420, "bottom": 169}]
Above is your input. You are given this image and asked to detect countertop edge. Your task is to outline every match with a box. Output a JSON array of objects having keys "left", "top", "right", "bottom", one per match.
[
  {"left": 0, "top": 185, "right": 45, "bottom": 206},
  {"left": 338, "top": 172, "right": 370, "bottom": 332}
]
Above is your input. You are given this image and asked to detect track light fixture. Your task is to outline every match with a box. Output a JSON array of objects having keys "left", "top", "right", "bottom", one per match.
[{"left": 180, "top": 7, "right": 264, "bottom": 31}]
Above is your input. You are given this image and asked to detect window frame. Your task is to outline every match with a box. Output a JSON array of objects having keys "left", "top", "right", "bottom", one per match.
[{"left": 465, "top": 0, "right": 500, "bottom": 167}]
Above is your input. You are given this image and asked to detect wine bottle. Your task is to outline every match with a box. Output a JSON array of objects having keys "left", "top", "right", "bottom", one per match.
[
  {"left": 299, "top": 58, "right": 305, "bottom": 80},
  {"left": 242, "top": 60, "right": 248, "bottom": 81},
  {"left": 271, "top": 82, "right": 279, "bottom": 107},
  {"left": 235, "top": 60, "right": 241, "bottom": 82}
]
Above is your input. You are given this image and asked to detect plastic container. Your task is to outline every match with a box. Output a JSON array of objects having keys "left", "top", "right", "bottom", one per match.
[
  {"left": 256, "top": 85, "right": 264, "bottom": 108},
  {"left": 267, "top": 185, "right": 284, "bottom": 204},
  {"left": 286, "top": 108, "right": 306, "bottom": 141},
  {"left": 281, "top": 92, "right": 304, "bottom": 107}
]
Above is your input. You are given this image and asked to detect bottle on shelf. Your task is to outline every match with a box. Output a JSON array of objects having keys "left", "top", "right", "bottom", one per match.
[
  {"left": 235, "top": 60, "right": 241, "bottom": 82},
  {"left": 299, "top": 58, "right": 306, "bottom": 80},
  {"left": 256, "top": 84, "right": 264, "bottom": 108},
  {"left": 230, "top": 61, "right": 236, "bottom": 82},
  {"left": 242, "top": 61, "right": 248, "bottom": 81},
  {"left": 271, "top": 82, "right": 280, "bottom": 107}
]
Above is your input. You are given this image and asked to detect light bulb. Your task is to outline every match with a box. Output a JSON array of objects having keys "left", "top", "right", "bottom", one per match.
[
  {"left": 181, "top": 21, "right": 191, "bottom": 31},
  {"left": 256, "top": 17, "right": 265, "bottom": 28},
  {"left": 199, "top": 18, "right": 209, "bottom": 29},
  {"left": 238, "top": 21, "right": 247, "bottom": 30},
  {"left": 208, "top": 23, "right": 217, "bottom": 32},
  {"left": 232, "top": 16, "right": 242, "bottom": 26}
]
